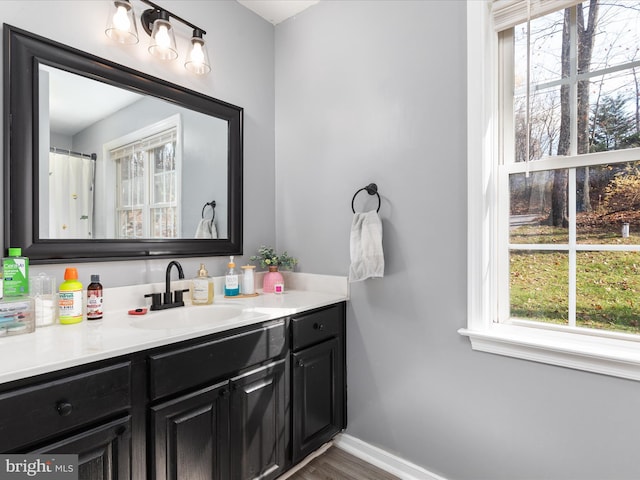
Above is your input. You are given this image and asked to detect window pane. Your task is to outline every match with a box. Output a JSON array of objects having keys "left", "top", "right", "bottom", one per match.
[
  {"left": 510, "top": 170, "right": 569, "bottom": 244},
  {"left": 576, "top": 251, "right": 640, "bottom": 334},
  {"left": 154, "top": 143, "right": 176, "bottom": 173},
  {"left": 510, "top": 250, "right": 569, "bottom": 324},
  {"left": 118, "top": 209, "right": 143, "bottom": 238},
  {"left": 118, "top": 154, "right": 144, "bottom": 206},
  {"left": 513, "top": 1, "right": 640, "bottom": 162},
  {"left": 515, "top": 86, "right": 564, "bottom": 162},
  {"left": 153, "top": 172, "right": 176, "bottom": 204},
  {"left": 588, "top": 72, "right": 640, "bottom": 153},
  {"left": 514, "top": 9, "right": 564, "bottom": 87},
  {"left": 588, "top": 1, "right": 640, "bottom": 74},
  {"left": 151, "top": 207, "right": 177, "bottom": 238},
  {"left": 577, "top": 162, "right": 640, "bottom": 243}
]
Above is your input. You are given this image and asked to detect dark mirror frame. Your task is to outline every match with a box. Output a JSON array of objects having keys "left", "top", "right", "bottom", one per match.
[{"left": 3, "top": 24, "right": 243, "bottom": 264}]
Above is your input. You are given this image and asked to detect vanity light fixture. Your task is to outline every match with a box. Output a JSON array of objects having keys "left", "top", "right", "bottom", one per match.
[
  {"left": 105, "top": 0, "right": 211, "bottom": 75},
  {"left": 105, "top": 0, "right": 139, "bottom": 44}
]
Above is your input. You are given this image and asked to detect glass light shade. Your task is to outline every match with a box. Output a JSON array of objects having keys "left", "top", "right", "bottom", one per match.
[
  {"left": 148, "top": 18, "right": 178, "bottom": 61},
  {"left": 185, "top": 37, "right": 211, "bottom": 75},
  {"left": 105, "top": 0, "right": 138, "bottom": 44}
]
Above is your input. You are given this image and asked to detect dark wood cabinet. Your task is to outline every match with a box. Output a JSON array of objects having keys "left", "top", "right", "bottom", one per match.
[
  {"left": 151, "top": 381, "right": 229, "bottom": 480},
  {"left": 0, "top": 361, "right": 133, "bottom": 480},
  {"left": 31, "top": 415, "right": 132, "bottom": 480},
  {"left": 291, "top": 304, "right": 346, "bottom": 463},
  {"left": 230, "top": 359, "right": 287, "bottom": 480},
  {"left": 0, "top": 362, "right": 131, "bottom": 452},
  {"left": 0, "top": 302, "right": 346, "bottom": 480},
  {"left": 150, "top": 321, "right": 289, "bottom": 480}
]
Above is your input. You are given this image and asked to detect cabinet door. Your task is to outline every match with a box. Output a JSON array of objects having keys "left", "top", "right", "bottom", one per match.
[
  {"left": 229, "top": 359, "right": 287, "bottom": 480},
  {"left": 292, "top": 337, "right": 344, "bottom": 463},
  {"left": 31, "top": 416, "right": 132, "bottom": 480},
  {"left": 151, "top": 381, "right": 230, "bottom": 480}
]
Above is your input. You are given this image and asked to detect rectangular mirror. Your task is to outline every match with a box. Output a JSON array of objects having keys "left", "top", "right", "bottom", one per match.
[{"left": 4, "top": 25, "right": 243, "bottom": 263}]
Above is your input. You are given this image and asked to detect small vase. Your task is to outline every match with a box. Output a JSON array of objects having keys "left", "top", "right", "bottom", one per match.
[{"left": 262, "top": 266, "right": 284, "bottom": 293}]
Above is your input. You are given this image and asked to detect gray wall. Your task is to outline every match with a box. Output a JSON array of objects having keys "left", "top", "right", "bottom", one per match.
[
  {"left": 275, "top": 1, "right": 640, "bottom": 479},
  {"left": 0, "top": 0, "right": 275, "bottom": 286}
]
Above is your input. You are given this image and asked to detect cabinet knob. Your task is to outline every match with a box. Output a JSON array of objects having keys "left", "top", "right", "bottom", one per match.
[
  {"left": 56, "top": 401, "right": 73, "bottom": 417},
  {"left": 313, "top": 322, "right": 324, "bottom": 330},
  {"left": 297, "top": 359, "right": 304, "bottom": 368}
]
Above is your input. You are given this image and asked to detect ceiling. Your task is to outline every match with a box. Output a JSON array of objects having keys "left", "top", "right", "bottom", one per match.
[
  {"left": 43, "top": 66, "right": 142, "bottom": 136},
  {"left": 236, "top": 0, "right": 320, "bottom": 25}
]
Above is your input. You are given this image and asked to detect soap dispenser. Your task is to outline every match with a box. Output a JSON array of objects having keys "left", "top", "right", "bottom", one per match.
[
  {"left": 224, "top": 256, "right": 240, "bottom": 297},
  {"left": 191, "top": 264, "right": 214, "bottom": 305}
]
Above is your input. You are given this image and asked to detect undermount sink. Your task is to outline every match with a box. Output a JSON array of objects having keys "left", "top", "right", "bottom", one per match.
[{"left": 131, "top": 304, "right": 245, "bottom": 330}]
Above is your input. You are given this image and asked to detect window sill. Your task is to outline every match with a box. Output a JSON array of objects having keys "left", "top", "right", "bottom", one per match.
[{"left": 458, "top": 324, "right": 640, "bottom": 381}]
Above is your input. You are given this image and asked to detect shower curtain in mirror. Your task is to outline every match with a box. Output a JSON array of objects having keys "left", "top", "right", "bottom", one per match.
[{"left": 49, "top": 151, "right": 95, "bottom": 239}]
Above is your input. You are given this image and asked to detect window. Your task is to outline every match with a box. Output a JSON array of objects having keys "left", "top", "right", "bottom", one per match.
[
  {"left": 462, "top": 1, "right": 640, "bottom": 381},
  {"left": 106, "top": 116, "right": 181, "bottom": 239}
]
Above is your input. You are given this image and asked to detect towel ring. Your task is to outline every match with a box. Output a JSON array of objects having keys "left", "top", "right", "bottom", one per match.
[
  {"left": 202, "top": 200, "right": 216, "bottom": 220},
  {"left": 351, "top": 183, "right": 381, "bottom": 213}
]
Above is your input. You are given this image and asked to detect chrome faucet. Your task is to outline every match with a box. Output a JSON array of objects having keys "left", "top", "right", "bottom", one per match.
[{"left": 145, "top": 260, "right": 188, "bottom": 310}]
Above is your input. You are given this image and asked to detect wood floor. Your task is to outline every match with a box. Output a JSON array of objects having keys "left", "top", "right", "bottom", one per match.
[{"left": 283, "top": 446, "right": 401, "bottom": 480}]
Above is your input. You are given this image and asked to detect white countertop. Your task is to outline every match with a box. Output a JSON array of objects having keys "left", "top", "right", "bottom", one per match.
[{"left": 0, "top": 273, "right": 348, "bottom": 385}]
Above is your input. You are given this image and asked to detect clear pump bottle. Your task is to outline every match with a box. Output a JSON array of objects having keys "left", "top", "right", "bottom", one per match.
[
  {"left": 191, "top": 264, "right": 214, "bottom": 305},
  {"left": 224, "top": 256, "right": 240, "bottom": 297}
]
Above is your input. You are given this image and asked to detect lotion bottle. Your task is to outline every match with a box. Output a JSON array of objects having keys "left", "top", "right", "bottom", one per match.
[
  {"left": 224, "top": 256, "right": 240, "bottom": 296},
  {"left": 191, "top": 264, "right": 214, "bottom": 305}
]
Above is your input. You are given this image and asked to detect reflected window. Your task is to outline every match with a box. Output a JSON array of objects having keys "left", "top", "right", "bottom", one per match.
[{"left": 109, "top": 123, "right": 180, "bottom": 238}]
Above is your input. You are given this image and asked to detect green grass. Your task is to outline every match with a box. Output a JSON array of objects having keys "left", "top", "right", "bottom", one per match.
[{"left": 510, "top": 226, "right": 640, "bottom": 335}]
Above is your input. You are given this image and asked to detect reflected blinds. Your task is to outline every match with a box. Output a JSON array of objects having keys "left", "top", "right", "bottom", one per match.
[{"left": 109, "top": 129, "right": 177, "bottom": 162}]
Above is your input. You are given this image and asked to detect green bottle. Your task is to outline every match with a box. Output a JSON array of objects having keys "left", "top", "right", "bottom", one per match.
[{"left": 3, "top": 247, "right": 29, "bottom": 296}]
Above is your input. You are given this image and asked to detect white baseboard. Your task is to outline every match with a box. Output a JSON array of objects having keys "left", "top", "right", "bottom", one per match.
[{"left": 333, "top": 433, "right": 448, "bottom": 480}]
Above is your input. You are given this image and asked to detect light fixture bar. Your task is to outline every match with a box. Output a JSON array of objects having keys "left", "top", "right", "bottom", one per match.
[{"left": 139, "top": 0, "right": 206, "bottom": 35}]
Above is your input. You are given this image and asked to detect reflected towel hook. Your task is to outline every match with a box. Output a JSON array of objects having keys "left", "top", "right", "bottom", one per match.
[
  {"left": 351, "top": 183, "right": 381, "bottom": 213},
  {"left": 202, "top": 200, "right": 216, "bottom": 219}
]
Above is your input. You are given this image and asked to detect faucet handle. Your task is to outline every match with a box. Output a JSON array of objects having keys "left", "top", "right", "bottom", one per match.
[
  {"left": 174, "top": 288, "right": 189, "bottom": 305},
  {"left": 144, "top": 293, "right": 162, "bottom": 310}
]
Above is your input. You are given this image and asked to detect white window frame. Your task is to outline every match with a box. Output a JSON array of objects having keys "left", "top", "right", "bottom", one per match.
[{"left": 459, "top": 0, "right": 640, "bottom": 382}]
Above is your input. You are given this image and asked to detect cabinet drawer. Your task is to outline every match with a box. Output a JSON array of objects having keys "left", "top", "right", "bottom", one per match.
[
  {"left": 0, "top": 362, "right": 131, "bottom": 451},
  {"left": 292, "top": 304, "right": 343, "bottom": 351},
  {"left": 149, "top": 320, "right": 286, "bottom": 401}
]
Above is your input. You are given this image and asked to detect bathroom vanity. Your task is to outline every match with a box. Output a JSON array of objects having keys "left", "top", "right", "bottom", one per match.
[
  {"left": 0, "top": 282, "right": 347, "bottom": 480},
  {"left": 2, "top": 24, "right": 349, "bottom": 479}
]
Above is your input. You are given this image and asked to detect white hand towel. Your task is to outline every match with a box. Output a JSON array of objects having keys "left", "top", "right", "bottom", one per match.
[
  {"left": 349, "top": 211, "right": 384, "bottom": 282},
  {"left": 195, "top": 219, "right": 218, "bottom": 239}
]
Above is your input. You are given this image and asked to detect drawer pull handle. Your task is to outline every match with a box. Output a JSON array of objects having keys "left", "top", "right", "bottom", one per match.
[
  {"left": 313, "top": 322, "right": 324, "bottom": 330},
  {"left": 56, "top": 401, "right": 73, "bottom": 417}
]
